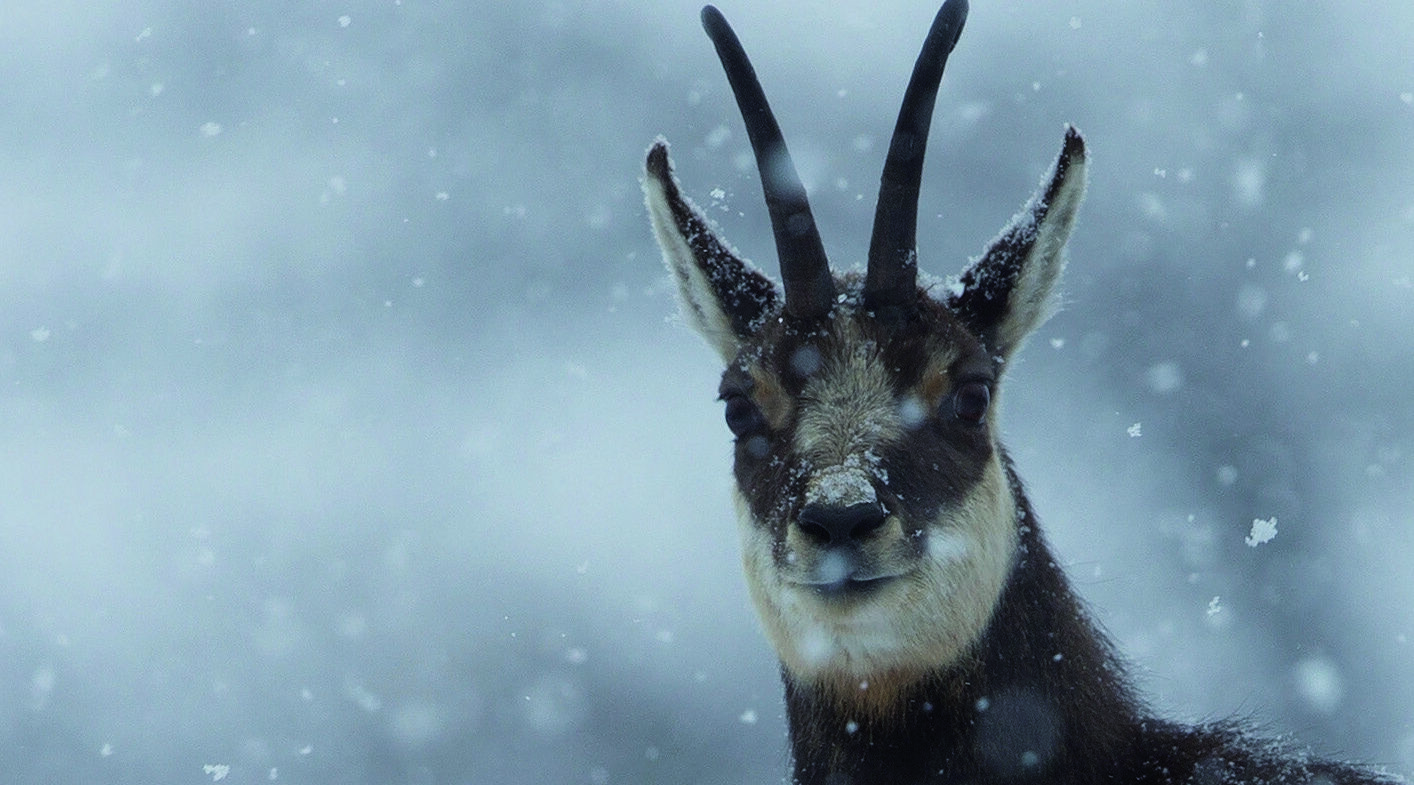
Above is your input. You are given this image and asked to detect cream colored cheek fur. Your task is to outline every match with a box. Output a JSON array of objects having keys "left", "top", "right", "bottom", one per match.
[{"left": 733, "top": 456, "right": 1018, "bottom": 686}]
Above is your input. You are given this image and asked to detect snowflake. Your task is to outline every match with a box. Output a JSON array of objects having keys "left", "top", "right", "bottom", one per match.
[{"left": 1244, "top": 517, "right": 1277, "bottom": 547}]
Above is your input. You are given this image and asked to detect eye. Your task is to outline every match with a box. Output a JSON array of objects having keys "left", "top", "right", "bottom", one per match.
[
  {"left": 951, "top": 381, "right": 990, "bottom": 424},
  {"left": 722, "top": 393, "right": 767, "bottom": 438}
]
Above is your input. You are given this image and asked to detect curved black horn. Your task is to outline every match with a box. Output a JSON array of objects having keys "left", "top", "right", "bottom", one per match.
[
  {"left": 702, "top": 5, "right": 835, "bottom": 320},
  {"left": 864, "top": 0, "right": 969, "bottom": 312}
]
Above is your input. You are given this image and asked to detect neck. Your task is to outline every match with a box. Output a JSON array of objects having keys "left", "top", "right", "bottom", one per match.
[{"left": 782, "top": 498, "right": 1142, "bottom": 785}]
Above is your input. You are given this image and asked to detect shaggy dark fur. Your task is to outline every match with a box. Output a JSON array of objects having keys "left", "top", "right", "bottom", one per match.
[
  {"left": 645, "top": 4, "right": 1407, "bottom": 784},
  {"left": 781, "top": 464, "right": 1398, "bottom": 785}
]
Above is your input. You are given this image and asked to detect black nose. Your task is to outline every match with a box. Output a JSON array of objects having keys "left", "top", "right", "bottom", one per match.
[{"left": 796, "top": 503, "right": 889, "bottom": 545}]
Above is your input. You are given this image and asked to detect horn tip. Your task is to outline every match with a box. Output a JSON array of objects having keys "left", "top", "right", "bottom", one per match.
[
  {"left": 701, "top": 5, "right": 726, "bottom": 33},
  {"left": 939, "top": 0, "right": 969, "bottom": 46}
]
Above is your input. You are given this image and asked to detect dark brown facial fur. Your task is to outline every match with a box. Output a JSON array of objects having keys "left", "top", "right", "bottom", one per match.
[{"left": 723, "top": 292, "right": 996, "bottom": 550}]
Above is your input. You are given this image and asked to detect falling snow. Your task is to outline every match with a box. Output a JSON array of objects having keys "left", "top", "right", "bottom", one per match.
[
  {"left": 0, "top": 2, "right": 1410, "bottom": 783},
  {"left": 1145, "top": 361, "right": 1183, "bottom": 394},
  {"left": 1293, "top": 656, "right": 1345, "bottom": 714},
  {"left": 1245, "top": 517, "right": 1278, "bottom": 547}
]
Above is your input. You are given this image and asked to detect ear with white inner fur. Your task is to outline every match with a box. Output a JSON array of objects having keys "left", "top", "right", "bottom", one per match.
[
  {"left": 643, "top": 140, "right": 781, "bottom": 362},
  {"left": 947, "top": 126, "right": 1087, "bottom": 360}
]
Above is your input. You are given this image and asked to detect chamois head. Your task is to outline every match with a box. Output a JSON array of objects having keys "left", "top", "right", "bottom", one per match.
[{"left": 644, "top": 0, "right": 1086, "bottom": 698}]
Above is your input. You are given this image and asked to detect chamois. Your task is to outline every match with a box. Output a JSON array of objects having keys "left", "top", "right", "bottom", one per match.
[{"left": 643, "top": 2, "right": 1401, "bottom": 784}]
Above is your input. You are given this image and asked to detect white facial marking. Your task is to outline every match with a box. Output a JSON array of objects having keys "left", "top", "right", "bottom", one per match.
[
  {"left": 726, "top": 312, "right": 1018, "bottom": 695},
  {"left": 734, "top": 456, "right": 1019, "bottom": 690}
]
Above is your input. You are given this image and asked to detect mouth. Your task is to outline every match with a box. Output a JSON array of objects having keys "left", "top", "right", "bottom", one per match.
[
  {"left": 784, "top": 545, "right": 907, "bottom": 600},
  {"left": 793, "top": 573, "right": 899, "bottom": 600},
  {"left": 812, "top": 575, "right": 896, "bottom": 598}
]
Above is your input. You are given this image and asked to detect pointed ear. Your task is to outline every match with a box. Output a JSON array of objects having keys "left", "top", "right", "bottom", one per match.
[
  {"left": 947, "top": 126, "right": 1087, "bottom": 360},
  {"left": 644, "top": 139, "right": 780, "bottom": 362}
]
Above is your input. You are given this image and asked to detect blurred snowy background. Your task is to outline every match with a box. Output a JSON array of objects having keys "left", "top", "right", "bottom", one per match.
[{"left": 1, "top": 1, "right": 1411, "bottom": 782}]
